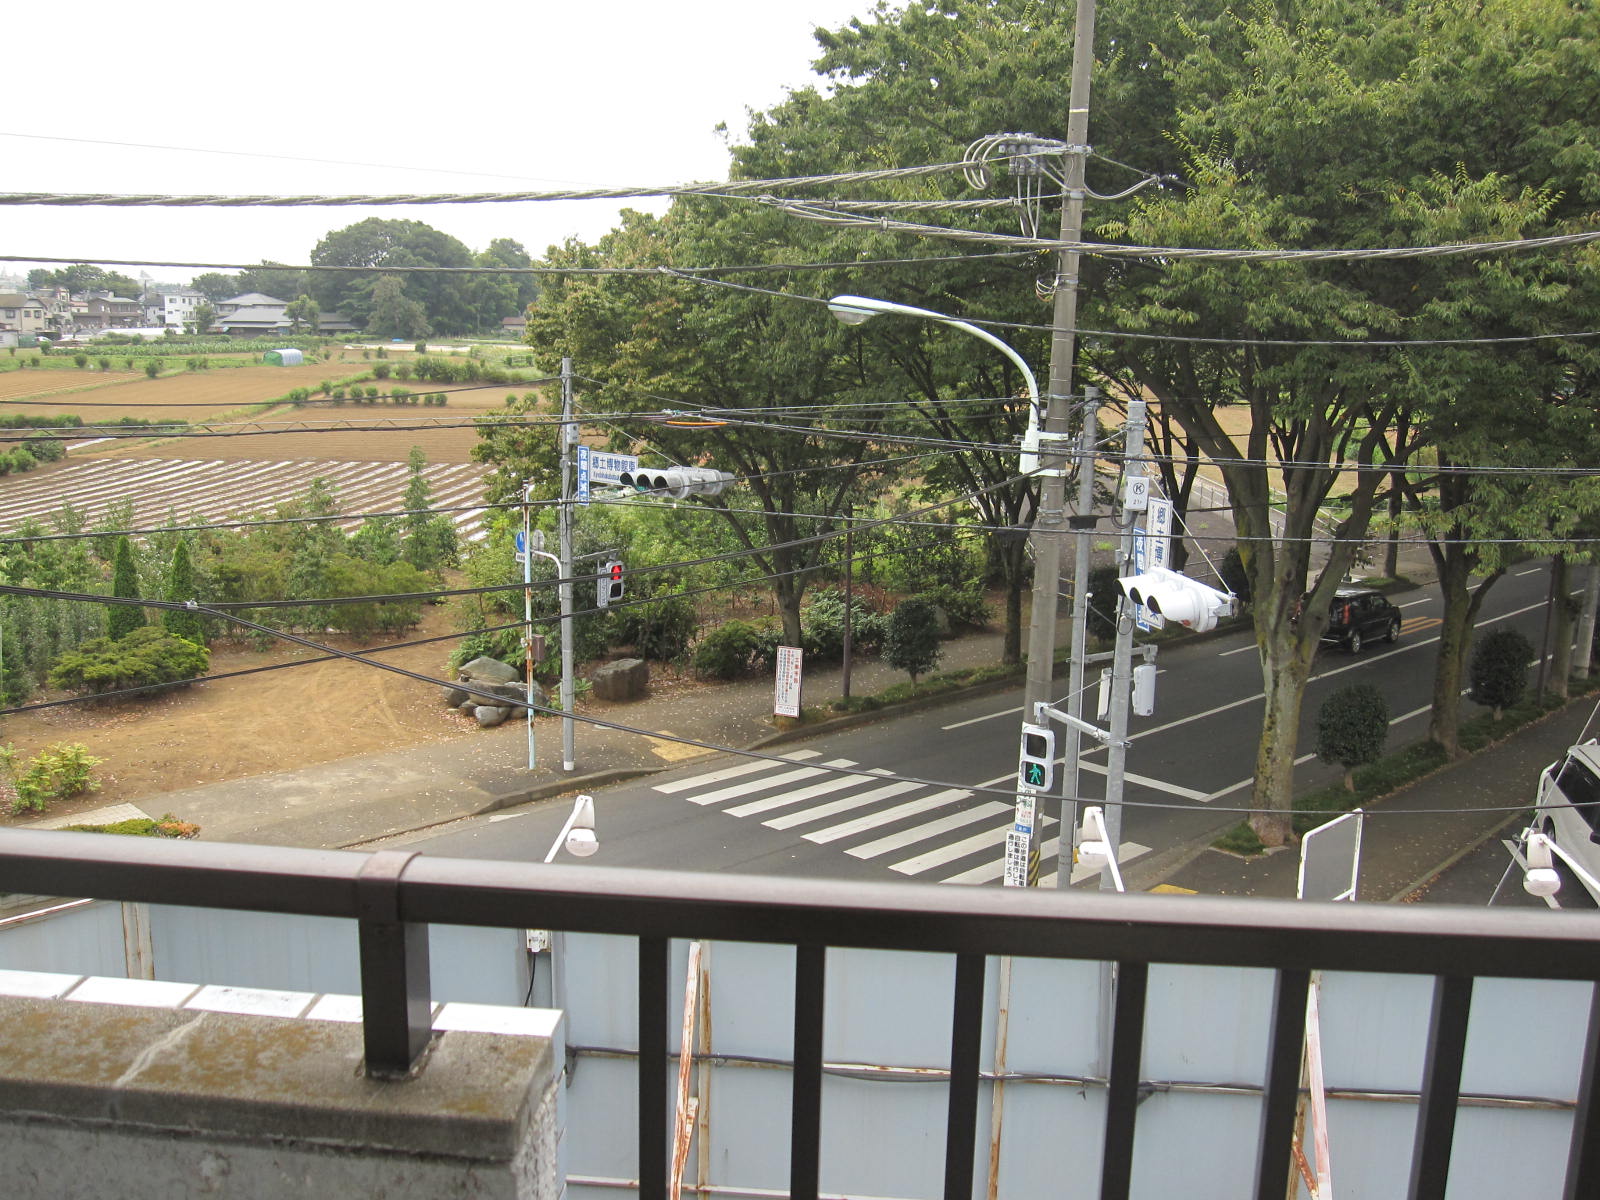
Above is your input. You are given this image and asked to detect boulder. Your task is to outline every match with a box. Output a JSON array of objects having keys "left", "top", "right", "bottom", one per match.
[
  {"left": 474, "top": 705, "right": 511, "bottom": 728},
  {"left": 590, "top": 657, "right": 649, "bottom": 702},
  {"left": 457, "top": 656, "right": 521, "bottom": 685},
  {"left": 442, "top": 686, "right": 470, "bottom": 707}
]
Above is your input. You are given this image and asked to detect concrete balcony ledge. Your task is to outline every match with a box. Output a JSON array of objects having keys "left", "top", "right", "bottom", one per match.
[{"left": 0, "top": 977, "right": 563, "bottom": 1199}]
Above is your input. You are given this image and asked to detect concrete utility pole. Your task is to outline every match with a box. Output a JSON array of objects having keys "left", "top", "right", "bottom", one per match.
[
  {"left": 558, "top": 357, "right": 577, "bottom": 771},
  {"left": 1099, "top": 400, "right": 1148, "bottom": 887},
  {"left": 1013, "top": 0, "right": 1099, "bottom": 887}
]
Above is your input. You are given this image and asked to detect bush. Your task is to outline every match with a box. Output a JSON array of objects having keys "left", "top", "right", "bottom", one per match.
[
  {"left": 1, "top": 742, "right": 102, "bottom": 814},
  {"left": 373, "top": 361, "right": 392, "bottom": 379},
  {"left": 693, "top": 619, "right": 768, "bottom": 680},
  {"left": 925, "top": 582, "right": 992, "bottom": 632},
  {"left": 616, "top": 594, "right": 699, "bottom": 661},
  {"left": 1087, "top": 564, "right": 1121, "bottom": 642},
  {"left": 448, "top": 628, "right": 524, "bottom": 675},
  {"left": 802, "top": 588, "right": 886, "bottom": 660},
  {"left": 1470, "top": 627, "right": 1534, "bottom": 717},
  {"left": 1219, "top": 546, "right": 1252, "bottom": 605},
  {"left": 1314, "top": 682, "right": 1390, "bottom": 790},
  {"left": 883, "top": 596, "right": 943, "bottom": 683},
  {"left": 143, "top": 360, "right": 160, "bottom": 378},
  {"left": 49, "top": 625, "right": 210, "bottom": 699}
]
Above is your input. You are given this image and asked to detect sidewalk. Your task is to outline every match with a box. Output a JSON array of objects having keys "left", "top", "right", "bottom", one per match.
[{"left": 1132, "top": 696, "right": 1598, "bottom": 902}]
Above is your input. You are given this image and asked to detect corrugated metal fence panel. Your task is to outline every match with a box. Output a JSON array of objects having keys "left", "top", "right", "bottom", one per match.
[{"left": 0, "top": 901, "right": 125, "bottom": 976}]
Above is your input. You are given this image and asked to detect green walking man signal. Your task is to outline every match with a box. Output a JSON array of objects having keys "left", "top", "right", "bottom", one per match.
[{"left": 1018, "top": 723, "right": 1055, "bottom": 792}]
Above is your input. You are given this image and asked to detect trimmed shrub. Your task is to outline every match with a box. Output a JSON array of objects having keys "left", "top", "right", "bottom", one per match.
[
  {"left": 1314, "top": 682, "right": 1390, "bottom": 790},
  {"left": 883, "top": 596, "right": 943, "bottom": 683},
  {"left": 49, "top": 625, "right": 210, "bottom": 699},
  {"left": 1470, "top": 627, "right": 1535, "bottom": 717},
  {"left": 693, "top": 619, "right": 768, "bottom": 680},
  {"left": 925, "top": 582, "right": 992, "bottom": 632},
  {"left": 143, "top": 360, "right": 160, "bottom": 378},
  {"left": 1, "top": 742, "right": 103, "bottom": 814},
  {"left": 616, "top": 594, "right": 699, "bottom": 661},
  {"left": 802, "top": 588, "right": 886, "bottom": 660}
]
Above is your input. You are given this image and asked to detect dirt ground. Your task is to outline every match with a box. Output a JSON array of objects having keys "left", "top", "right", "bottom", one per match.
[{"left": 0, "top": 601, "right": 477, "bottom": 825}]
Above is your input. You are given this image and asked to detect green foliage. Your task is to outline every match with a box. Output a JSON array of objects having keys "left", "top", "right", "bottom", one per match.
[
  {"left": 692, "top": 619, "right": 770, "bottom": 680},
  {"left": 1219, "top": 547, "right": 1252, "bottom": 606},
  {"left": 1, "top": 742, "right": 103, "bottom": 815},
  {"left": 60, "top": 815, "right": 199, "bottom": 838},
  {"left": 924, "top": 583, "right": 992, "bottom": 632},
  {"left": 801, "top": 587, "right": 885, "bottom": 660},
  {"left": 883, "top": 596, "right": 943, "bottom": 683},
  {"left": 107, "top": 536, "right": 144, "bottom": 641},
  {"left": 615, "top": 594, "right": 700, "bottom": 661},
  {"left": 142, "top": 360, "right": 160, "bottom": 378},
  {"left": 1314, "top": 683, "right": 1390, "bottom": 788},
  {"left": 1470, "top": 628, "right": 1535, "bottom": 715},
  {"left": 49, "top": 626, "right": 210, "bottom": 699},
  {"left": 161, "top": 540, "right": 204, "bottom": 644},
  {"left": 448, "top": 627, "right": 524, "bottom": 675},
  {"left": 1087, "top": 565, "right": 1121, "bottom": 643}
]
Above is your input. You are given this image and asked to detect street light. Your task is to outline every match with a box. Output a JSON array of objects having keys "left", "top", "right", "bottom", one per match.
[
  {"left": 544, "top": 794, "right": 598, "bottom": 863},
  {"left": 828, "top": 295, "right": 1043, "bottom": 442},
  {"left": 830, "top": 293, "right": 1061, "bottom": 888}
]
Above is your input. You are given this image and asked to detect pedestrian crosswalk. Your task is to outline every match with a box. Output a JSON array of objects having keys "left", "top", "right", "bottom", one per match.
[{"left": 653, "top": 749, "right": 1151, "bottom": 888}]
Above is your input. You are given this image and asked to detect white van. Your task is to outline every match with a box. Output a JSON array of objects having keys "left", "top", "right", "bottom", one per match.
[{"left": 1534, "top": 742, "right": 1600, "bottom": 903}]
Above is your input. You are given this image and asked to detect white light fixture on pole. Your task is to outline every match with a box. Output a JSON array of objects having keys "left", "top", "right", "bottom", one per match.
[
  {"left": 545, "top": 794, "right": 599, "bottom": 863},
  {"left": 830, "top": 292, "right": 1065, "bottom": 888}
]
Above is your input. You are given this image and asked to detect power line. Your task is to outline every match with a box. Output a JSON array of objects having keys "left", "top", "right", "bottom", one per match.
[{"left": 0, "top": 161, "right": 977, "bottom": 209}]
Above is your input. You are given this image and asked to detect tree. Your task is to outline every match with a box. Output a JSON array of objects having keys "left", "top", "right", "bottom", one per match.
[
  {"left": 162, "top": 541, "right": 204, "bottom": 645},
  {"left": 28, "top": 263, "right": 140, "bottom": 298},
  {"left": 366, "top": 275, "right": 432, "bottom": 341},
  {"left": 189, "top": 302, "right": 217, "bottom": 335},
  {"left": 400, "top": 446, "right": 457, "bottom": 572},
  {"left": 1470, "top": 628, "right": 1534, "bottom": 719},
  {"left": 1315, "top": 683, "right": 1389, "bottom": 792},
  {"left": 233, "top": 261, "right": 308, "bottom": 301},
  {"left": 189, "top": 273, "right": 241, "bottom": 303},
  {"left": 285, "top": 294, "right": 320, "bottom": 336},
  {"left": 107, "top": 536, "right": 144, "bottom": 641},
  {"left": 468, "top": 238, "right": 540, "bottom": 331},
  {"left": 883, "top": 596, "right": 943, "bottom": 683},
  {"left": 310, "top": 218, "right": 474, "bottom": 333}
]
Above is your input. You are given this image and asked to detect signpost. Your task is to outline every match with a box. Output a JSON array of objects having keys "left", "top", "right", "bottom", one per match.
[{"left": 774, "top": 645, "right": 803, "bottom": 719}]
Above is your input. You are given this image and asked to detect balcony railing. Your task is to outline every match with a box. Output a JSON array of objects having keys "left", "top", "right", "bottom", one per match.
[{"left": 3, "top": 826, "right": 1599, "bottom": 1200}]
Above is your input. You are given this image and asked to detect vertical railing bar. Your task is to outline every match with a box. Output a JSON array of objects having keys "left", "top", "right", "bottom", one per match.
[
  {"left": 354, "top": 850, "right": 430, "bottom": 1079},
  {"left": 791, "top": 944, "right": 827, "bottom": 1200},
  {"left": 1564, "top": 980, "right": 1600, "bottom": 1200},
  {"left": 1407, "top": 974, "right": 1474, "bottom": 1200},
  {"left": 1100, "top": 960, "right": 1149, "bottom": 1200},
  {"left": 639, "top": 935, "right": 670, "bottom": 1200},
  {"left": 1253, "top": 967, "right": 1311, "bottom": 1200},
  {"left": 944, "top": 952, "right": 987, "bottom": 1200}
]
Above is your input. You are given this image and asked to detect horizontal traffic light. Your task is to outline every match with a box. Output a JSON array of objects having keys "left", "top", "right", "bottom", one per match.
[
  {"left": 1117, "top": 567, "right": 1233, "bottom": 633},
  {"left": 616, "top": 467, "right": 736, "bottom": 497}
]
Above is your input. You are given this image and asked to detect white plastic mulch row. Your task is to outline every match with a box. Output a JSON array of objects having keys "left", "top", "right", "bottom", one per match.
[{"left": 0, "top": 458, "right": 495, "bottom": 543}]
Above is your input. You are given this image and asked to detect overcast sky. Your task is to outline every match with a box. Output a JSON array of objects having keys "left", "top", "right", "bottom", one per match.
[{"left": 3, "top": 0, "right": 885, "bottom": 286}]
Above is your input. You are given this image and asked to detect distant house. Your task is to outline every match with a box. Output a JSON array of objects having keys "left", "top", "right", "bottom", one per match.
[
  {"left": 0, "top": 294, "right": 49, "bottom": 335},
  {"left": 79, "top": 295, "right": 142, "bottom": 331},
  {"left": 501, "top": 316, "right": 528, "bottom": 337},
  {"left": 215, "top": 292, "right": 287, "bottom": 317},
  {"left": 160, "top": 289, "right": 206, "bottom": 330},
  {"left": 316, "top": 312, "right": 359, "bottom": 335},
  {"left": 217, "top": 305, "right": 292, "bottom": 337}
]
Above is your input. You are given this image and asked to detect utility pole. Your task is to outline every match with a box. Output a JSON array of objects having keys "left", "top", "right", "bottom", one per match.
[
  {"left": 558, "top": 357, "right": 577, "bottom": 772},
  {"left": 1056, "top": 391, "right": 1099, "bottom": 882},
  {"left": 1099, "top": 399, "right": 1148, "bottom": 887},
  {"left": 1011, "top": 0, "right": 1099, "bottom": 887}
]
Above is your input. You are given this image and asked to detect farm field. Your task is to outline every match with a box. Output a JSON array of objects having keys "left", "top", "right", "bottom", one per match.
[{"left": 0, "top": 363, "right": 347, "bottom": 421}]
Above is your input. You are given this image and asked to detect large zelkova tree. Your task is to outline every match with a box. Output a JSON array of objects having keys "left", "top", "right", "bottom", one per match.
[
  {"left": 310, "top": 218, "right": 476, "bottom": 334},
  {"left": 512, "top": 201, "right": 889, "bottom": 648},
  {"left": 467, "top": 238, "right": 541, "bottom": 330},
  {"left": 1086, "top": 0, "right": 1600, "bottom": 844},
  {"left": 233, "top": 261, "right": 309, "bottom": 301},
  {"left": 366, "top": 275, "right": 431, "bottom": 341}
]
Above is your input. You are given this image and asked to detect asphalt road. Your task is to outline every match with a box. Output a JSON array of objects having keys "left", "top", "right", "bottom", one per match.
[{"left": 412, "top": 565, "right": 1561, "bottom": 889}]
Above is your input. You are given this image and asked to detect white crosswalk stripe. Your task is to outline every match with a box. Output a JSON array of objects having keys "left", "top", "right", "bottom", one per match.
[{"left": 651, "top": 754, "right": 1157, "bottom": 887}]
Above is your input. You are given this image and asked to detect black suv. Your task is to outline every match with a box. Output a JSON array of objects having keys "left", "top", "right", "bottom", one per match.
[{"left": 1321, "top": 585, "right": 1402, "bottom": 654}]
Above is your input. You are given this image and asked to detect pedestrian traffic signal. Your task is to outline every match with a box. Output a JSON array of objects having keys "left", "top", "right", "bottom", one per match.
[
  {"left": 1018, "top": 723, "right": 1055, "bottom": 792},
  {"left": 597, "top": 559, "right": 624, "bottom": 608},
  {"left": 1117, "top": 567, "right": 1233, "bottom": 633}
]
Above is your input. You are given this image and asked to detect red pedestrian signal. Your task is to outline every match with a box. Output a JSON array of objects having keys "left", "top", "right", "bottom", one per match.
[{"left": 598, "top": 559, "right": 624, "bottom": 608}]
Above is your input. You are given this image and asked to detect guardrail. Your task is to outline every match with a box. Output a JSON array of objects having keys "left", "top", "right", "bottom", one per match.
[{"left": 3, "top": 828, "right": 1599, "bottom": 1200}]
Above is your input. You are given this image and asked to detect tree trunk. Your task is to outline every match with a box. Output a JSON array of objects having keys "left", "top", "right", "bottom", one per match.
[
  {"left": 1550, "top": 554, "right": 1573, "bottom": 701},
  {"left": 1428, "top": 550, "right": 1475, "bottom": 759},
  {"left": 1249, "top": 617, "right": 1316, "bottom": 847},
  {"left": 1575, "top": 562, "right": 1600, "bottom": 680}
]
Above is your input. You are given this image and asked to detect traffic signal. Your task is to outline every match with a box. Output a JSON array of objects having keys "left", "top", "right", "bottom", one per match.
[
  {"left": 617, "top": 467, "right": 735, "bottom": 498},
  {"left": 1018, "top": 723, "right": 1055, "bottom": 792},
  {"left": 597, "top": 559, "right": 624, "bottom": 608},
  {"left": 1117, "top": 567, "right": 1233, "bottom": 633}
]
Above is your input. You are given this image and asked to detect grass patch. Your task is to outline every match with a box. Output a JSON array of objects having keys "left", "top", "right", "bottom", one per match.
[
  {"left": 817, "top": 661, "right": 1025, "bottom": 719},
  {"left": 58, "top": 814, "right": 199, "bottom": 838}
]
